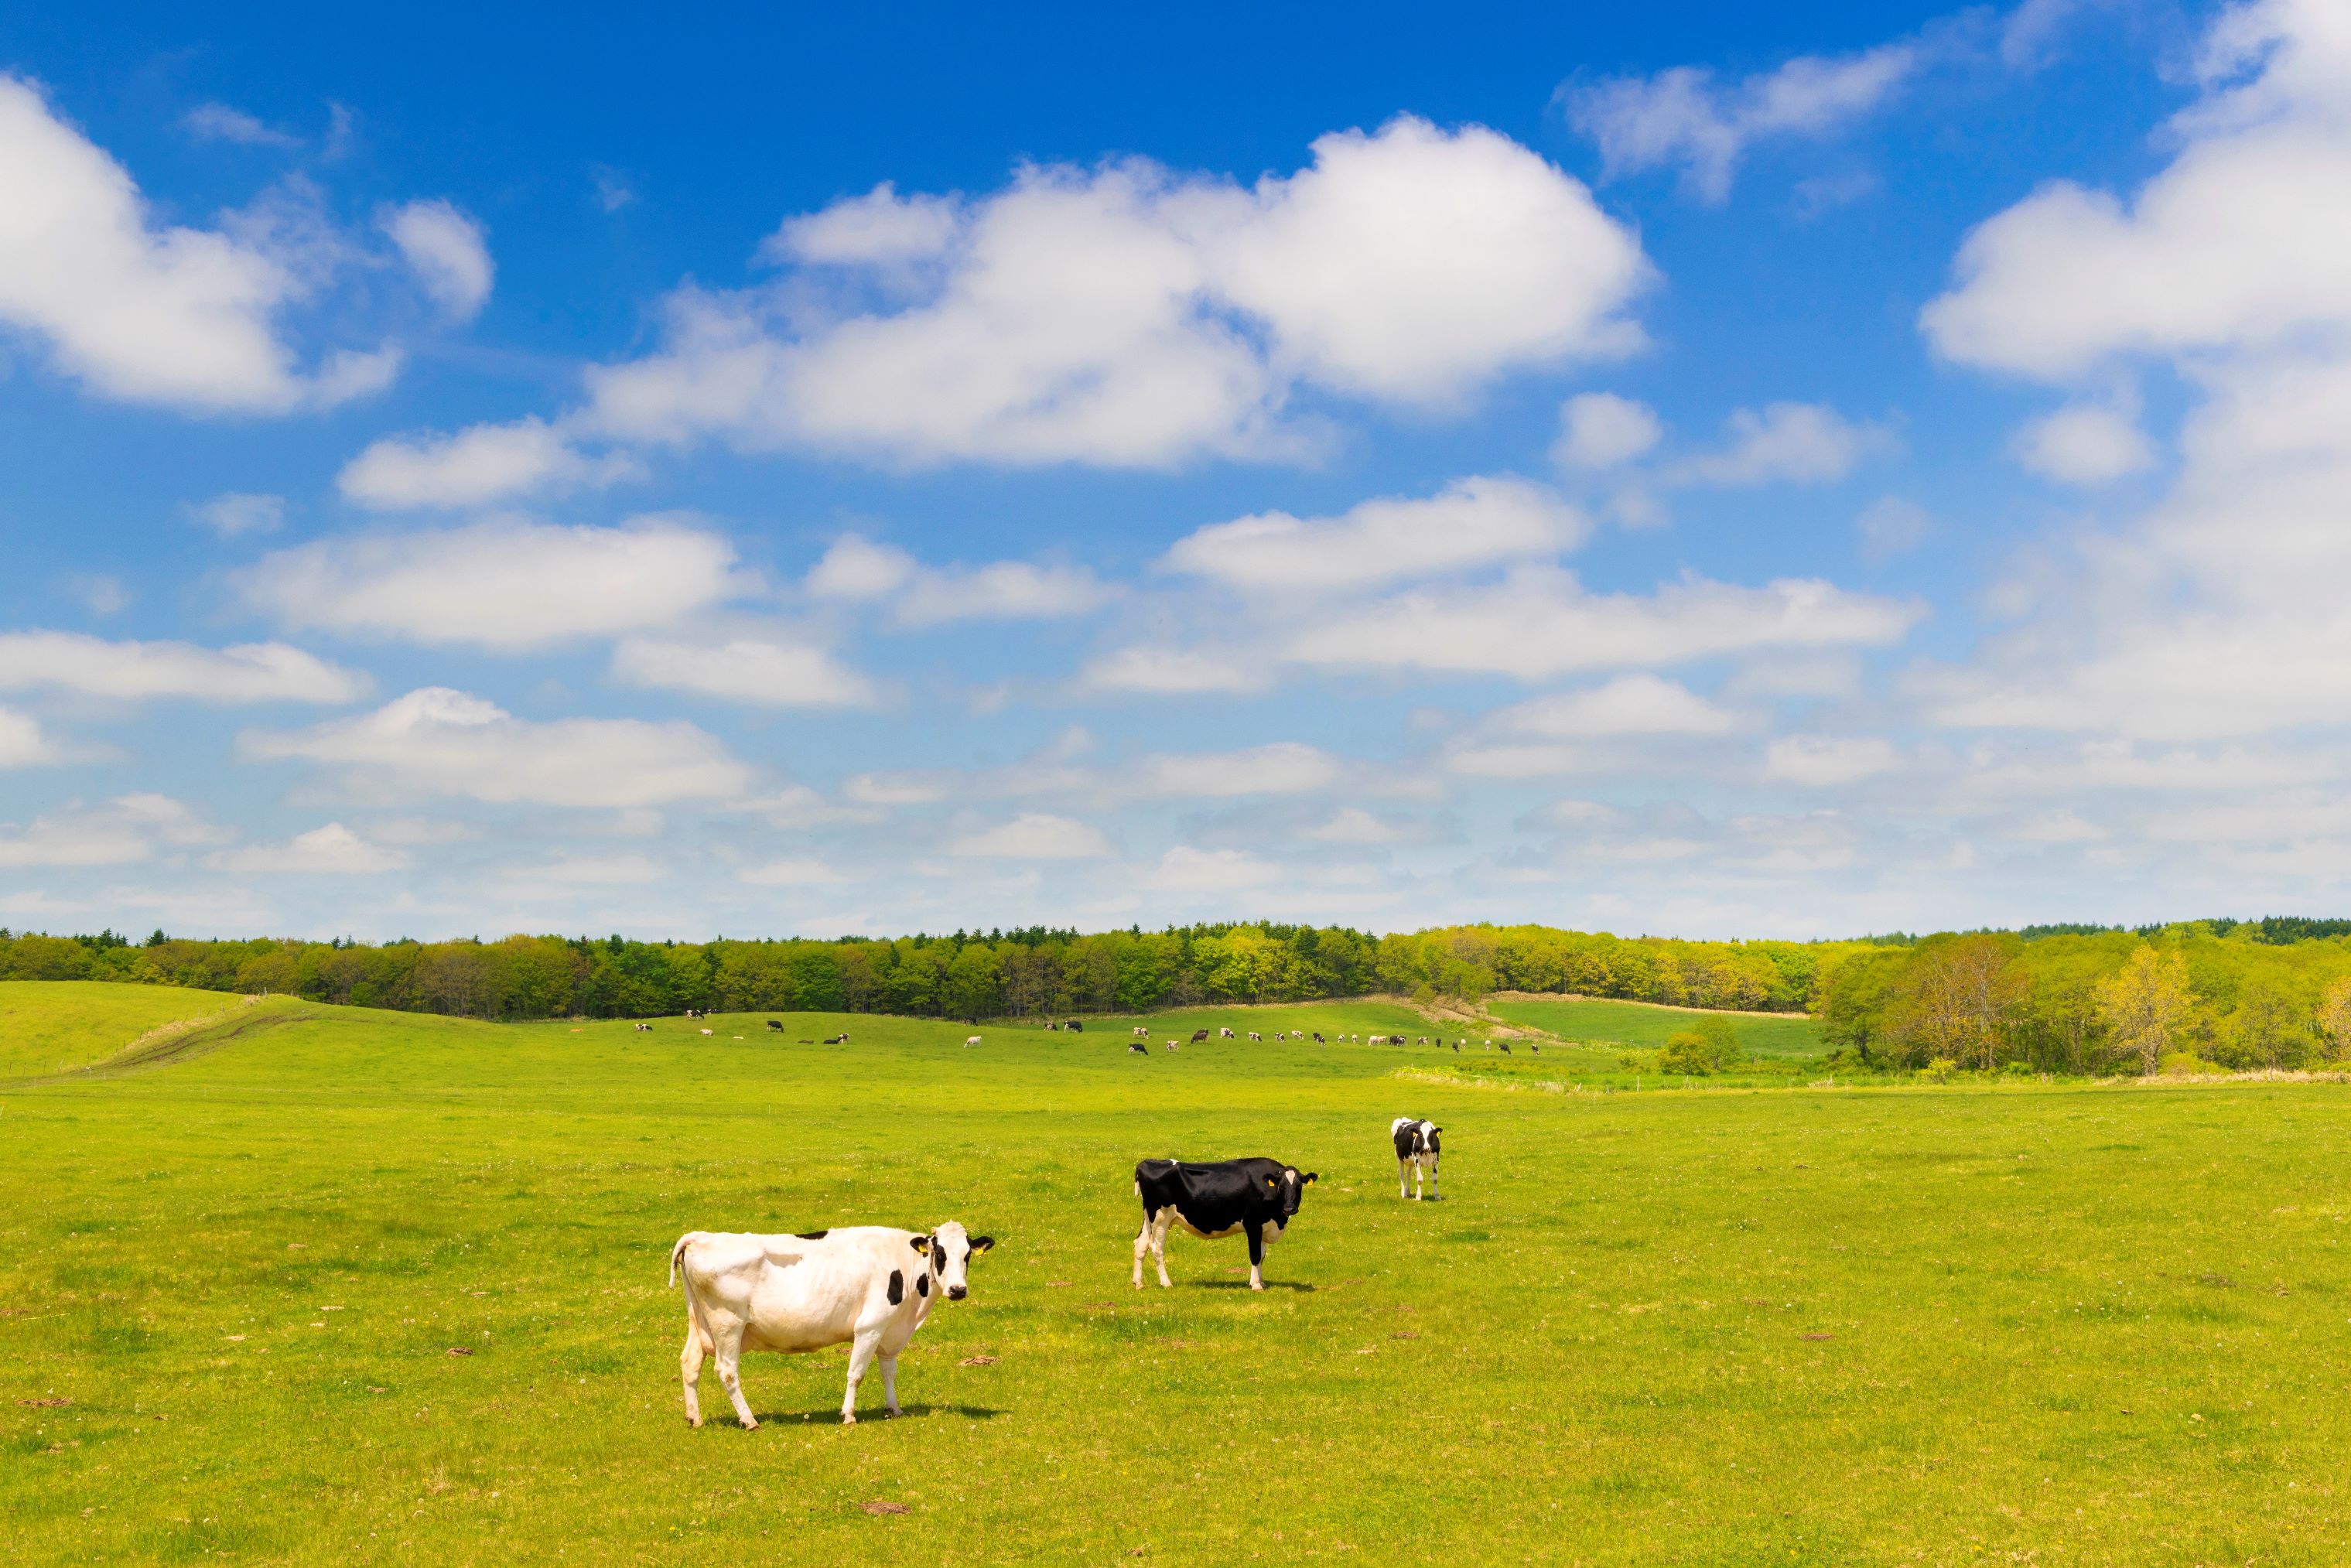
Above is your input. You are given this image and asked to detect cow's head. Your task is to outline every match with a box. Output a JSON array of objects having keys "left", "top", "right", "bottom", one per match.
[
  {"left": 1269, "top": 1166, "right": 1319, "bottom": 1221},
  {"left": 910, "top": 1221, "right": 995, "bottom": 1302}
]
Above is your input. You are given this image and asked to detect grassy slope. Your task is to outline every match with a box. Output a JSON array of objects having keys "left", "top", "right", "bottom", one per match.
[
  {"left": 2, "top": 997, "right": 2349, "bottom": 1565},
  {"left": 1488, "top": 994, "right": 1825, "bottom": 1057},
  {"left": 0, "top": 982, "right": 246, "bottom": 1078}
]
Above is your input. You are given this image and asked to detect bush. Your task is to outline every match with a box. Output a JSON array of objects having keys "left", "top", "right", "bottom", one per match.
[
  {"left": 1919, "top": 1057, "right": 1960, "bottom": 1082},
  {"left": 1659, "top": 1032, "right": 1714, "bottom": 1075},
  {"left": 2160, "top": 1051, "right": 2225, "bottom": 1076}
]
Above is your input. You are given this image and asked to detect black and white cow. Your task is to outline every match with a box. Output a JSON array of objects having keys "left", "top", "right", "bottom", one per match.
[
  {"left": 1128, "top": 1041, "right": 1149, "bottom": 1054},
  {"left": 1064, "top": 1020, "right": 1084, "bottom": 1033},
  {"left": 1391, "top": 1118, "right": 1442, "bottom": 1201},
  {"left": 1132, "top": 1157, "right": 1317, "bottom": 1291},
  {"left": 1189, "top": 1029, "right": 1210, "bottom": 1044},
  {"left": 669, "top": 1222, "right": 993, "bottom": 1428}
]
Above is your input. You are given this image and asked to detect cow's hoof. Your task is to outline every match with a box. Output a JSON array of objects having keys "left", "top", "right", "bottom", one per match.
[
  {"left": 841, "top": 1413, "right": 857, "bottom": 1426},
  {"left": 740, "top": 1419, "right": 760, "bottom": 1432},
  {"left": 886, "top": 1407, "right": 901, "bottom": 1419}
]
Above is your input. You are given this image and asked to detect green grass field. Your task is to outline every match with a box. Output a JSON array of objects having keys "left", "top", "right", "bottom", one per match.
[
  {"left": 1487, "top": 995, "right": 1825, "bottom": 1057},
  {"left": 0, "top": 981, "right": 248, "bottom": 1078},
  {"left": 5, "top": 985, "right": 2350, "bottom": 1564}
]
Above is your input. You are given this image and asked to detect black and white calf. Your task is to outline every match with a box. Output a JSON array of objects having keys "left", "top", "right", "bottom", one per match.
[
  {"left": 1391, "top": 1118, "right": 1442, "bottom": 1201},
  {"left": 1132, "top": 1157, "right": 1317, "bottom": 1291}
]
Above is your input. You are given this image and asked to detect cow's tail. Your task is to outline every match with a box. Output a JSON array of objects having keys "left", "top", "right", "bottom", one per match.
[{"left": 668, "top": 1231, "right": 702, "bottom": 1289}]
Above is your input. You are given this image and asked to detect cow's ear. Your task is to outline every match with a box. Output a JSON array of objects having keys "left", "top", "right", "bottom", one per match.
[
  {"left": 909, "top": 1235, "right": 930, "bottom": 1256},
  {"left": 1302, "top": 1172, "right": 1320, "bottom": 1184},
  {"left": 969, "top": 1235, "right": 995, "bottom": 1253}
]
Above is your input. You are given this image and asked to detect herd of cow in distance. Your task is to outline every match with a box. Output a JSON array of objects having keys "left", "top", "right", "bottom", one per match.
[{"left": 667, "top": 1013, "right": 1452, "bottom": 1430}]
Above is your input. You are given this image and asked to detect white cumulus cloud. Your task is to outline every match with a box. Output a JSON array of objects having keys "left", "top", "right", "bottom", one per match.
[
  {"left": 1553, "top": 392, "right": 1662, "bottom": 470},
  {"left": 1568, "top": 42, "right": 1920, "bottom": 200},
  {"left": 242, "top": 687, "right": 752, "bottom": 808},
  {"left": 579, "top": 116, "right": 1649, "bottom": 468},
  {"left": 805, "top": 535, "right": 1112, "bottom": 626},
  {"left": 0, "top": 75, "right": 390, "bottom": 413},
  {"left": 1763, "top": 734, "right": 1902, "bottom": 786},
  {"left": 337, "top": 417, "right": 641, "bottom": 510},
  {"left": 237, "top": 517, "right": 744, "bottom": 649},
  {"left": 1673, "top": 402, "right": 1885, "bottom": 486},
  {"left": 380, "top": 199, "right": 493, "bottom": 319},
  {"left": 951, "top": 812, "right": 1112, "bottom": 859},
  {"left": 0, "top": 630, "right": 365, "bottom": 703},
  {"left": 0, "top": 705, "right": 60, "bottom": 767},
  {"left": 611, "top": 635, "right": 881, "bottom": 709},
  {"left": 1283, "top": 565, "right": 1921, "bottom": 681},
  {"left": 2012, "top": 401, "right": 2157, "bottom": 484},
  {"left": 1161, "top": 475, "right": 1586, "bottom": 595},
  {"left": 208, "top": 822, "right": 411, "bottom": 874}
]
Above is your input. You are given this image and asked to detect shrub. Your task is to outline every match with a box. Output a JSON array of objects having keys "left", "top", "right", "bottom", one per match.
[
  {"left": 2160, "top": 1051, "right": 2224, "bottom": 1076},
  {"left": 1659, "top": 1032, "right": 1714, "bottom": 1075},
  {"left": 1919, "top": 1057, "right": 1960, "bottom": 1082}
]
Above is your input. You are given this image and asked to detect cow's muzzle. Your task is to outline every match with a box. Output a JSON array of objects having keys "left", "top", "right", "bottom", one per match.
[{"left": 946, "top": 1285, "right": 969, "bottom": 1301}]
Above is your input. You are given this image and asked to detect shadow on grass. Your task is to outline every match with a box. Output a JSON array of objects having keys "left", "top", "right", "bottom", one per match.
[
  {"left": 742, "top": 1402, "right": 1006, "bottom": 1426},
  {"left": 1194, "top": 1279, "right": 1316, "bottom": 1292}
]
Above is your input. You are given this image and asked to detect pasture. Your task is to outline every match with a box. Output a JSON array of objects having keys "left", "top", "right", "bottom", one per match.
[
  {"left": 1486, "top": 995, "right": 1826, "bottom": 1058},
  {"left": 4, "top": 984, "right": 2350, "bottom": 1565}
]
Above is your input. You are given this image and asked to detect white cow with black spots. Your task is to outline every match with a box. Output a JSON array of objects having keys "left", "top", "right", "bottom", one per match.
[
  {"left": 1392, "top": 1117, "right": 1442, "bottom": 1201},
  {"left": 668, "top": 1222, "right": 993, "bottom": 1428}
]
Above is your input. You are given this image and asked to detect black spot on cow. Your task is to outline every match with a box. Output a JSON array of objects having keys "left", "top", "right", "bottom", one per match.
[
  {"left": 796, "top": 1229, "right": 829, "bottom": 1241},
  {"left": 887, "top": 1269, "right": 904, "bottom": 1306},
  {"left": 917, "top": 1271, "right": 931, "bottom": 1298}
]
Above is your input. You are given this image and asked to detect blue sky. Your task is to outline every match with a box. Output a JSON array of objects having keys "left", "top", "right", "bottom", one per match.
[{"left": 4, "top": 0, "right": 2346, "bottom": 942}]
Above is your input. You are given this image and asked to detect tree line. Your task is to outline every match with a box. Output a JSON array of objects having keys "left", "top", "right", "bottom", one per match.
[
  {"left": 1815, "top": 928, "right": 2351, "bottom": 1074},
  {"left": 0, "top": 921, "right": 1845, "bottom": 1022},
  {"left": 9, "top": 919, "right": 2350, "bottom": 1073}
]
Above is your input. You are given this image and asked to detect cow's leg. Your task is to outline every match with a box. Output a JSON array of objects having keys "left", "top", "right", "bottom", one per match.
[
  {"left": 1132, "top": 1208, "right": 1153, "bottom": 1290},
  {"left": 1399, "top": 1157, "right": 1411, "bottom": 1200},
  {"left": 712, "top": 1321, "right": 757, "bottom": 1430},
  {"left": 841, "top": 1328, "right": 883, "bottom": 1424},
  {"left": 679, "top": 1308, "right": 712, "bottom": 1427},
  {"left": 1427, "top": 1156, "right": 1438, "bottom": 1201},
  {"left": 1152, "top": 1210, "right": 1174, "bottom": 1288},
  {"left": 880, "top": 1353, "right": 901, "bottom": 1418},
  {"left": 1246, "top": 1221, "right": 1266, "bottom": 1291}
]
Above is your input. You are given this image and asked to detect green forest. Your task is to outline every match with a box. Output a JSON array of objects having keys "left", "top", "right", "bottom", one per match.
[{"left": 5, "top": 917, "right": 2350, "bottom": 1075}]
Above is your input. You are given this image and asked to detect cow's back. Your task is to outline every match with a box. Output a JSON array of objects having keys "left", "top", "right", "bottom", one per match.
[{"left": 678, "top": 1228, "right": 907, "bottom": 1353}]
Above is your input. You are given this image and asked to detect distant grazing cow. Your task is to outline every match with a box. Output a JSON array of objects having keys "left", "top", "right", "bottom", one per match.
[
  {"left": 634, "top": 1023, "right": 652, "bottom": 1033},
  {"left": 822, "top": 1034, "right": 846, "bottom": 1045},
  {"left": 767, "top": 1020, "right": 784, "bottom": 1032},
  {"left": 1219, "top": 1027, "right": 1235, "bottom": 1039},
  {"left": 1129, "top": 1042, "right": 1148, "bottom": 1054},
  {"left": 1312, "top": 1031, "right": 1326, "bottom": 1044},
  {"left": 1064, "top": 1020, "right": 1084, "bottom": 1033},
  {"left": 1392, "top": 1118, "right": 1442, "bottom": 1201},
  {"left": 965, "top": 1035, "right": 982, "bottom": 1047},
  {"left": 1166, "top": 1040, "right": 1180, "bottom": 1052},
  {"left": 699, "top": 1028, "right": 714, "bottom": 1037},
  {"left": 1190, "top": 1029, "right": 1209, "bottom": 1044},
  {"left": 1132, "top": 1158, "right": 1317, "bottom": 1291},
  {"left": 1045, "top": 1022, "right": 1059, "bottom": 1032},
  {"left": 1133, "top": 1026, "right": 1149, "bottom": 1037},
  {"left": 670, "top": 1222, "right": 993, "bottom": 1429},
  {"left": 1451, "top": 1041, "right": 1461, "bottom": 1053},
  {"left": 1247, "top": 1031, "right": 1262, "bottom": 1041},
  {"left": 1500, "top": 1042, "right": 1512, "bottom": 1054}
]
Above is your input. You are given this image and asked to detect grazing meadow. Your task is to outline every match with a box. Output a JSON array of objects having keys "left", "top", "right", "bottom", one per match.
[{"left": 4, "top": 982, "right": 2350, "bottom": 1564}]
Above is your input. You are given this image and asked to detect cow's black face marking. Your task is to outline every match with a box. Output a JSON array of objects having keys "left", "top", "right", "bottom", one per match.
[
  {"left": 887, "top": 1269, "right": 904, "bottom": 1306},
  {"left": 796, "top": 1229, "right": 829, "bottom": 1240},
  {"left": 916, "top": 1271, "right": 931, "bottom": 1298}
]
